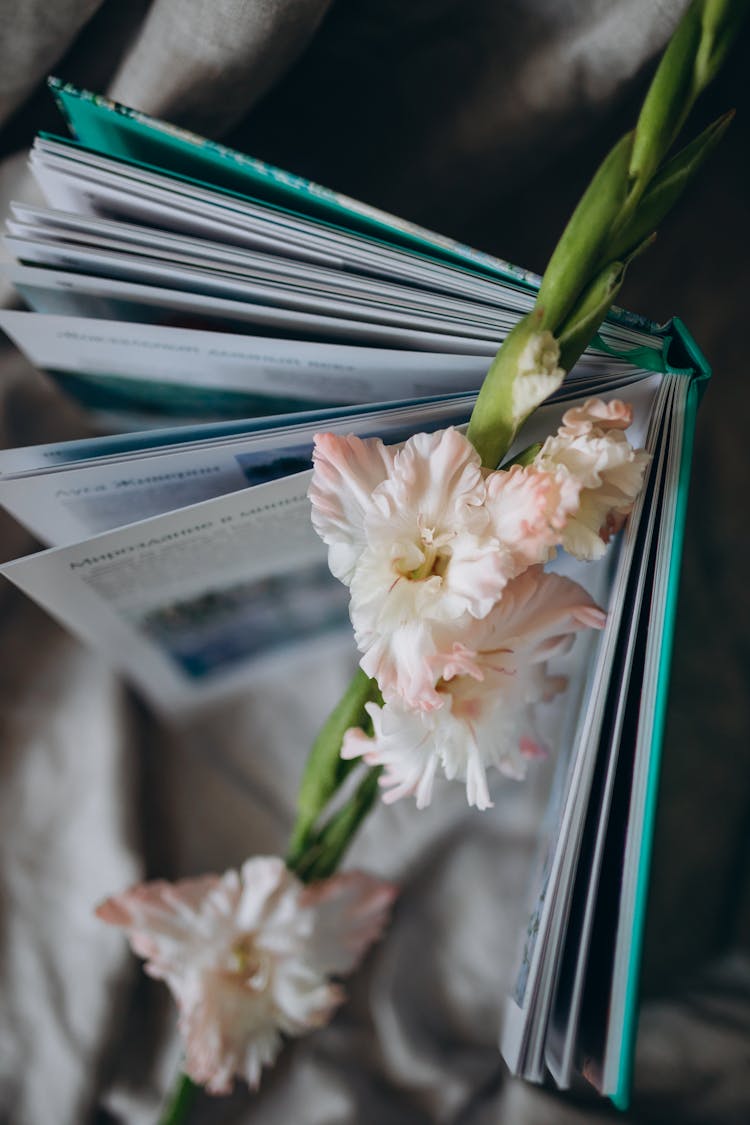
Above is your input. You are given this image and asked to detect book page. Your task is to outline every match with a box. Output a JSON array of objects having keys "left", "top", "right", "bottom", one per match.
[
  {"left": 8, "top": 207, "right": 511, "bottom": 329},
  {"left": 500, "top": 373, "right": 666, "bottom": 1074},
  {"left": 0, "top": 471, "right": 346, "bottom": 713},
  {"left": 0, "top": 312, "right": 493, "bottom": 406},
  {"left": 0, "top": 375, "right": 662, "bottom": 548},
  {"left": 0, "top": 398, "right": 475, "bottom": 546}
]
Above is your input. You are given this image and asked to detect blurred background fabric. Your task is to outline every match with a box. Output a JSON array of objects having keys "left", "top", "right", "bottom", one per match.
[{"left": 1, "top": 1, "right": 749, "bottom": 1122}]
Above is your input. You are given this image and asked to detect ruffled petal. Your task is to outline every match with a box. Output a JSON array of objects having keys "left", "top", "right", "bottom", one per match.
[
  {"left": 372, "top": 427, "right": 486, "bottom": 532},
  {"left": 535, "top": 397, "right": 650, "bottom": 560},
  {"left": 308, "top": 432, "right": 394, "bottom": 584},
  {"left": 486, "top": 464, "right": 581, "bottom": 573},
  {"left": 301, "top": 871, "right": 398, "bottom": 976},
  {"left": 346, "top": 568, "right": 606, "bottom": 810},
  {"left": 95, "top": 874, "right": 229, "bottom": 974}
]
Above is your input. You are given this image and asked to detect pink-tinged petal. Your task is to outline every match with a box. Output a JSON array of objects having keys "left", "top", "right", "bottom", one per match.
[
  {"left": 95, "top": 875, "right": 225, "bottom": 969},
  {"left": 560, "top": 398, "right": 633, "bottom": 434},
  {"left": 180, "top": 973, "right": 283, "bottom": 1094},
  {"left": 301, "top": 871, "right": 398, "bottom": 976},
  {"left": 378, "top": 427, "right": 485, "bottom": 530},
  {"left": 234, "top": 856, "right": 288, "bottom": 933},
  {"left": 520, "top": 736, "right": 548, "bottom": 759},
  {"left": 348, "top": 567, "right": 606, "bottom": 811},
  {"left": 308, "top": 432, "right": 394, "bottom": 584},
  {"left": 341, "top": 725, "right": 373, "bottom": 761},
  {"left": 535, "top": 398, "right": 650, "bottom": 560},
  {"left": 311, "top": 425, "right": 521, "bottom": 709},
  {"left": 486, "top": 464, "right": 581, "bottom": 573},
  {"left": 433, "top": 641, "right": 485, "bottom": 684},
  {"left": 357, "top": 620, "right": 445, "bottom": 711},
  {"left": 439, "top": 531, "right": 511, "bottom": 620},
  {"left": 462, "top": 567, "right": 606, "bottom": 659}
]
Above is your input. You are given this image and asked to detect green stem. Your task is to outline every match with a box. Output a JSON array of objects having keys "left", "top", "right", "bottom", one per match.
[
  {"left": 157, "top": 1073, "right": 197, "bottom": 1125},
  {"left": 285, "top": 669, "right": 380, "bottom": 869},
  {"left": 292, "top": 767, "right": 382, "bottom": 882}
]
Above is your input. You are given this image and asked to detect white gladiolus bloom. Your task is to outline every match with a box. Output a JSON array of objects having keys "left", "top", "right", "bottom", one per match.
[
  {"left": 97, "top": 858, "right": 396, "bottom": 1094},
  {"left": 309, "top": 428, "right": 580, "bottom": 710},
  {"left": 534, "top": 398, "right": 651, "bottom": 560},
  {"left": 342, "top": 568, "right": 606, "bottom": 810}
]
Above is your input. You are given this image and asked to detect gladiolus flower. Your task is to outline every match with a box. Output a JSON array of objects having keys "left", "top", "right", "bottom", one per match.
[
  {"left": 96, "top": 857, "right": 396, "bottom": 1094},
  {"left": 534, "top": 398, "right": 650, "bottom": 560},
  {"left": 342, "top": 567, "right": 605, "bottom": 810},
  {"left": 309, "top": 428, "right": 580, "bottom": 710}
]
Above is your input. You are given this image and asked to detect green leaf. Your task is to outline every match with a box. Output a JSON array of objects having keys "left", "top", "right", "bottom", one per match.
[
  {"left": 607, "top": 109, "right": 734, "bottom": 262},
  {"left": 627, "top": 0, "right": 748, "bottom": 211},
  {"left": 627, "top": 1, "right": 703, "bottom": 203},
  {"left": 157, "top": 1073, "right": 198, "bottom": 1125},
  {"left": 695, "top": 0, "right": 750, "bottom": 92},
  {"left": 534, "top": 131, "right": 633, "bottom": 333}
]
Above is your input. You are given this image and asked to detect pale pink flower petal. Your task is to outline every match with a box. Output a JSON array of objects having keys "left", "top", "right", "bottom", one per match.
[
  {"left": 96, "top": 857, "right": 395, "bottom": 1094},
  {"left": 308, "top": 432, "right": 394, "bottom": 584},
  {"left": 560, "top": 398, "right": 634, "bottom": 434},
  {"left": 302, "top": 871, "right": 398, "bottom": 976},
  {"left": 343, "top": 568, "right": 605, "bottom": 810},
  {"left": 486, "top": 463, "right": 581, "bottom": 573},
  {"left": 535, "top": 398, "right": 650, "bottom": 560}
]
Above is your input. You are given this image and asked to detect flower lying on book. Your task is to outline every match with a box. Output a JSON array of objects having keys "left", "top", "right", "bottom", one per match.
[
  {"left": 309, "top": 400, "right": 648, "bottom": 809},
  {"left": 342, "top": 567, "right": 607, "bottom": 810},
  {"left": 535, "top": 399, "right": 651, "bottom": 561},
  {"left": 96, "top": 857, "right": 396, "bottom": 1094}
]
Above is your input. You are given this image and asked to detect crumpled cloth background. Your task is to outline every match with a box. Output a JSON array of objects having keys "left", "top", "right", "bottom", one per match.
[{"left": 0, "top": 2, "right": 749, "bottom": 1123}]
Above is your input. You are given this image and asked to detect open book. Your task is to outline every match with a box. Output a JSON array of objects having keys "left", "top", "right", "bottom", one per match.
[{"left": 0, "top": 80, "right": 710, "bottom": 1107}]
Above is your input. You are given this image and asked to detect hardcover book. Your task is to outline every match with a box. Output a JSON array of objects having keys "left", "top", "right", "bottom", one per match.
[{"left": 0, "top": 81, "right": 710, "bottom": 1107}]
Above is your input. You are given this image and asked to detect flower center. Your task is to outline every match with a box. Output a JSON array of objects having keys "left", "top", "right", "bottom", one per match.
[
  {"left": 227, "top": 933, "right": 271, "bottom": 990},
  {"left": 400, "top": 520, "right": 453, "bottom": 582}
]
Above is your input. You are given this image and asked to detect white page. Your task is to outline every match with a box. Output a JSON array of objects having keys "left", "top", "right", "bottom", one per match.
[
  {"left": 599, "top": 375, "right": 689, "bottom": 1095},
  {"left": 4, "top": 246, "right": 502, "bottom": 353},
  {"left": 0, "top": 397, "right": 475, "bottom": 546},
  {"left": 500, "top": 373, "right": 666, "bottom": 1075},
  {"left": 5, "top": 263, "right": 510, "bottom": 345},
  {"left": 0, "top": 391, "right": 477, "bottom": 474},
  {"left": 0, "top": 364, "right": 652, "bottom": 481},
  {"left": 0, "top": 471, "right": 343, "bottom": 714},
  {"left": 0, "top": 373, "right": 659, "bottom": 546},
  {"left": 543, "top": 379, "right": 674, "bottom": 1087},
  {"left": 0, "top": 311, "right": 495, "bottom": 401},
  {"left": 28, "top": 141, "right": 664, "bottom": 355},
  {"left": 0, "top": 376, "right": 661, "bottom": 718},
  {"left": 9, "top": 204, "right": 511, "bottom": 329},
  {"left": 7, "top": 228, "right": 510, "bottom": 338},
  {"left": 5, "top": 264, "right": 637, "bottom": 387},
  {"left": 30, "top": 149, "right": 523, "bottom": 307},
  {"left": 516, "top": 381, "right": 677, "bottom": 1084}
]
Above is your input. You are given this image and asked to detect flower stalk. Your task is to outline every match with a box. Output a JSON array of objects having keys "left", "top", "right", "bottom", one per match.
[
  {"left": 468, "top": 0, "right": 746, "bottom": 474},
  {"left": 285, "top": 668, "right": 381, "bottom": 874},
  {"left": 158, "top": 1076, "right": 197, "bottom": 1125}
]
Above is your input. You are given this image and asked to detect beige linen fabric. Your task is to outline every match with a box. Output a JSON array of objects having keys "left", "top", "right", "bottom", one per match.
[{"left": 1, "top": 2, "right": 749, "bottom": 1123}]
